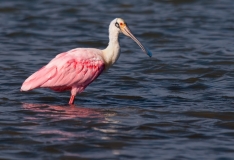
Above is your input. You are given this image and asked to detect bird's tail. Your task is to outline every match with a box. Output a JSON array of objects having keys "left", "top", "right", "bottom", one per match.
[{"left": 21, "top": 66, "right": 57, "bottom": 91}]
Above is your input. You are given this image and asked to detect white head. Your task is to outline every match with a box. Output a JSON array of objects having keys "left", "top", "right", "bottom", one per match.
[{"left": 109, "top": 18, "right": 152, "bottom": 57}]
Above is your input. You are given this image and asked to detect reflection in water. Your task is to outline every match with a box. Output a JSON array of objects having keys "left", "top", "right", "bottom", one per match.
[
  {"left": 21, "top": 103, "right": 120, "bottom": 144},
  {"left": 22, "top": 103, "right": 104, "bottom": 119},
  {"left": 21, "top": 103, "right": 108, "bottom": 141}
]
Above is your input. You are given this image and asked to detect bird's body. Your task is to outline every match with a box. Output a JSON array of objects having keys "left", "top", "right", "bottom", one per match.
[
  {"left": 21, "top": 18, "right": 152, "bottom": 104},
  {"left": 21, "top": 48, "right": 105, "bottom": 104}
]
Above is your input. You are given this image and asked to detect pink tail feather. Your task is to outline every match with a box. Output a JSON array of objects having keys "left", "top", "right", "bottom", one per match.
[{"left": 21, "top": 66, "right": 57, "bottom": 91}]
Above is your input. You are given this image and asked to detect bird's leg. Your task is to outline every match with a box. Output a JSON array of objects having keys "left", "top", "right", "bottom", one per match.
[
  {"left": 69, "top": 95, "right": 75, "bottom": 105},
  {"left": 69, "top": 87, "right": 81, "bottom": 105}
]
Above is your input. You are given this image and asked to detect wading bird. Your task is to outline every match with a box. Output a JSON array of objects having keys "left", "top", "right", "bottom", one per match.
[{"left": 21, "top": 18, "right": 152, "bottom": 104}]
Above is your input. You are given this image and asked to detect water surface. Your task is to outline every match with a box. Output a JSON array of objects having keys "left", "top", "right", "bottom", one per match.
[{"left": 0, "top": 0, "right": 234, "bottom": 159}]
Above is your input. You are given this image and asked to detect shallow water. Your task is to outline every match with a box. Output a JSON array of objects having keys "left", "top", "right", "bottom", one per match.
[{"left": 0, "top": 0, "right": 234, "bottom": 159}]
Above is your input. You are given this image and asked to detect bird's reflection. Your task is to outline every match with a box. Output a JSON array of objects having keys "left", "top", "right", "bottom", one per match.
[
  {"left": 22, "top": 103, "right": 104, "bottom": 119},
  {"left": 21, "top": 103, "right": 121, "bottom": 136}
]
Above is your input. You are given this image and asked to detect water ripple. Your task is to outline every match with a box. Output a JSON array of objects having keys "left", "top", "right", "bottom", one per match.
[{"left": 0, "top": 0, "right": 234, "bottom": 159}]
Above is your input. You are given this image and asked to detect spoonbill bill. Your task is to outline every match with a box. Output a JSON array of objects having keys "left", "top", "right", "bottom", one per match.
[{"left": 21, "top": 18, "right": 152, "bottom": 104}]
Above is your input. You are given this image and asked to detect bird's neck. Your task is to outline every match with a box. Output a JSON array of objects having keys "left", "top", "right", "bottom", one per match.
[{"left": 102, "top": 30, "right": 120, "bottom": 70}]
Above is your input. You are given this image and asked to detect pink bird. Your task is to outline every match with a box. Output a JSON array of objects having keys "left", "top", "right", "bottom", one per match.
[{"left": 21, "top": 18, "right": 152, "bottom": 104}]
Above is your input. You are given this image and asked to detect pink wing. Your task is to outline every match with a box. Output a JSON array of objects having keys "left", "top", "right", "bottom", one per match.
[{"left": 21, "top": 48, "right": 105, "bottom": 92}]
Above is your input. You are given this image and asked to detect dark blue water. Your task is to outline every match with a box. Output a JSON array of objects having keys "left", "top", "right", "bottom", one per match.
[{"left": 1, "top": 0, "right": 234, "bottom": 159}]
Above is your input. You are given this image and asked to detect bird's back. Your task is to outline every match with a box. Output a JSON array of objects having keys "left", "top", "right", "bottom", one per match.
[{"left": 21, "top": 48, "right": 105, "bottom": 93}]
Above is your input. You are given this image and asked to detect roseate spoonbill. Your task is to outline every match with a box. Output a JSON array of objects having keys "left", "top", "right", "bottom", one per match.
[{"left": 21, "top": 18, "right": 152, "bottom": 104}]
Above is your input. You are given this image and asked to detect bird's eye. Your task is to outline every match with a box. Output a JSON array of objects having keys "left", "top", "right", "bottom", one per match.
[{"left": 120, "top": 22, "right": 123, "bottom": 25}]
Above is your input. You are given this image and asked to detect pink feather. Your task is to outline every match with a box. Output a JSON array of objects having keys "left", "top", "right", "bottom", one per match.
[{"left": 21, "top": 48, "right": 105, "bottom": 102}]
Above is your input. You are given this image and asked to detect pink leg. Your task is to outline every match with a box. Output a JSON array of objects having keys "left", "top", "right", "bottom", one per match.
[{"left": 69, "top": 95, "right": 75, "bottom": 105}]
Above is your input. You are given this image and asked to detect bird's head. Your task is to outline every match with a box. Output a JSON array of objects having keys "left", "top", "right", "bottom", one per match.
[{"left": 112, "top": 18, "right": 152, "bottom": 57}]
